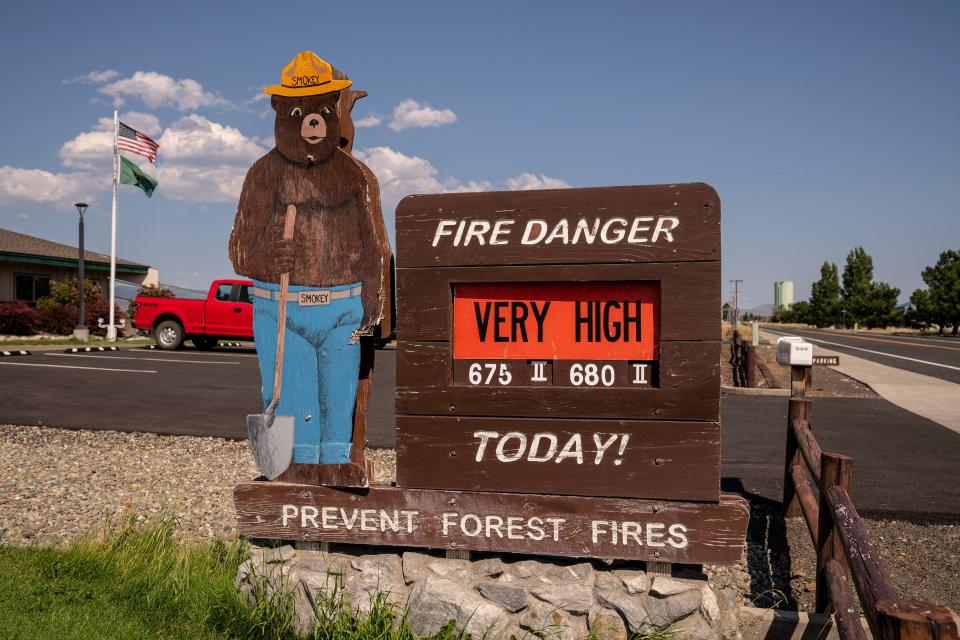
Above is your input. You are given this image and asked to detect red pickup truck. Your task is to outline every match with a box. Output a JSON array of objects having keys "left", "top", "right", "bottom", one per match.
[{"left": 133, "top": 279, "right": 254, "bottom": 350}]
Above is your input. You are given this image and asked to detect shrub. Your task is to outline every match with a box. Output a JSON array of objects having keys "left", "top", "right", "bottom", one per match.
[
  {"left": 38, "top": 277, "right": 104, "bottom": 308},
  {"left": 35, "top": 303, "right": 78, "bottom": 335},
  {"left": 0, "top": 301, "right": 38, "bottom": 335},
  {"left": 86, "top": 300, "right": 127, "bottom": 337},
  {"left": 128, "top": 283, "right": 174, "bottom": 318}
]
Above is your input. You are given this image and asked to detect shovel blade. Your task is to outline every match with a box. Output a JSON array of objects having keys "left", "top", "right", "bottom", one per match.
[{"left": 247, "top": 412, "right": 295, "bottom": 480}]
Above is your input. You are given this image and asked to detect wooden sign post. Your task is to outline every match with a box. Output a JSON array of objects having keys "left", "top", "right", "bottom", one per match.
[{"left": 236, "top": 181, "right": 749, "bottom": 565}]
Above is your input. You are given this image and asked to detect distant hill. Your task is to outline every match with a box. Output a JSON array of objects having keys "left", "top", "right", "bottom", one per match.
[{"left": 744, "top": 304, "right": 775, "bottom": 317}]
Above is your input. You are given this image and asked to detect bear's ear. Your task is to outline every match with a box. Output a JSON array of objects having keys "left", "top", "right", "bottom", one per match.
[{"left": 271, "top": 95, "right": 283, "bottom": 113}]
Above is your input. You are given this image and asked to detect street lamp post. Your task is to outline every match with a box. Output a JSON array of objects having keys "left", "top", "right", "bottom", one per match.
[{"left": 73, "top": 202, "right": 89, "bottom": 341}]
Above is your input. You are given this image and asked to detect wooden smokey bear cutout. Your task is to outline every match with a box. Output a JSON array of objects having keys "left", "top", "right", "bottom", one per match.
[{"left": 229, "top": 51, "right": 392, "bottom": 487}]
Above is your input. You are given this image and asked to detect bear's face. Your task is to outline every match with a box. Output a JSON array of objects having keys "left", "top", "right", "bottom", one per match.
[{"left": 272, "top": 93, "right": 341, "bottom": 166}]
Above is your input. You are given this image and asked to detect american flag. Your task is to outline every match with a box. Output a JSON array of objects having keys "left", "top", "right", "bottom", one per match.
[{"left": 117, "top": 121, "right": 160, "bottom": 163}]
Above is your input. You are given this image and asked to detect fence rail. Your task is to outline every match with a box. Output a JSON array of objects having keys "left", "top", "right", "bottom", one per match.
[{"left": 782, "top": 364, "right": 959, "bottom": 640}]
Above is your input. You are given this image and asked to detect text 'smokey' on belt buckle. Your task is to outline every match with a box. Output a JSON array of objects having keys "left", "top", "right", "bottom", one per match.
[{"left": 297, "top": 290, "right": 330, "bottom": 306}]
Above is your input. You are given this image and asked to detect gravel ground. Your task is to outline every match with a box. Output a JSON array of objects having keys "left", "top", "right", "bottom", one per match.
[
  {"left": 2, "top": 424, "right": 955, "bottom": 613},
  {"left": 717, "top": 498, "right": 960, "bottom": 613},
  {"left": 722, "top": 341, "right": 877, "bottom": 399}
]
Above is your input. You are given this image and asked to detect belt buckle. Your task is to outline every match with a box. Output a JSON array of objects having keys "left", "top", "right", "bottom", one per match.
[{"left": 297, "top": 290, "right": 330, "bottom": 306}]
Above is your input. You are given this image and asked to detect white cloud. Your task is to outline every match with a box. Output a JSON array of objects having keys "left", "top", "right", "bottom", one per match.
[
  {"left": 99, "top": 71, "right": 232, "bottom": 111},
  {"left": 110, "top": 112, "right": 163, "bottom": 137},
  {"left": 354, "top": 146, "right": 488, "bottom": 212},
  {"left": 59, "top": 112, "right": 163, "bottom": 170},
  {"left": 0, "top": 167, "right": 102, "bottom": 206},
  {"left": 158, "top": 115, "right": 267, "bottom": 166},
  {"left": 505, "top": 172, "right": 570, "bottom": 191},
  {"left": 145, "top": 115, "right": 266, "bottom": 203},
  {"left": 56, "top": 111, "right": 265, "bottom": 204},
  {"left": 17, "top": 212, "right": 30, "bottom": 219},
  {"left": 64, "top": 69, "right": 119, "bottom": 85},
  {"left": 389, "top": 99, "right": 457, "bottom": 131},
  {"left": 355, "top": 113, "right": 384, "bottom": 128},
  {"left": 153, "top": 163, "right": 248, "bottom": 204}
]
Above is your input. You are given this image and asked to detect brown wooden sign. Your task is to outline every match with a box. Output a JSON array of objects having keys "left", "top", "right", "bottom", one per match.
[
  {"left": 396, "top": 184, "right": 720, "bottom": 267},
  {"left": 235, "top": 482, "right": 748, "bottom": 564},
  {"left": 395, "top": 184, "right": 721, "bottom": 503},
  {"left": 396, "top": 416, "right": 719, "bottom": 500}
]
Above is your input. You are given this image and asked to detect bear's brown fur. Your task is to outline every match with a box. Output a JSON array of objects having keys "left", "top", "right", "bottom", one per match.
[{"left": 229, "top": 91, "right": 391, "bottom": 334}]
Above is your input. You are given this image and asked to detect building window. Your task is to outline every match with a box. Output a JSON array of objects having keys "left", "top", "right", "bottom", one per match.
[{"left": 15, "top": 274, "right": 51, "bottom": 303}]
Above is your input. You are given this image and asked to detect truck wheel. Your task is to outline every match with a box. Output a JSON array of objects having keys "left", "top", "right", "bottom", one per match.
[
  {"left": 154, "top": 320, "right": 184, "bottom": 350},
  {"left": 192, "top": 336, "right": 218, "bottom": 350}
]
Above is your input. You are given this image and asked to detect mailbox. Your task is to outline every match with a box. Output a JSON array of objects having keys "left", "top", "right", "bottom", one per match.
[{"left": 776, "top": 336, "right": 813, "bottom": 366}]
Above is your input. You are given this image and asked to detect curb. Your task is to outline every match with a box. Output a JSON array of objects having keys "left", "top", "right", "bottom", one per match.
[
  {"left": 64, "top": 346, "right": 119, "bottom": 353},
  {"left": 722, "top": 385, "right": 790, "bottom": 396},
  {"left": 0, "top": 349, "right": 31, "bottom": 357},
  {"left": 142, "top": 345, "right": 158, "bottom": 350}
]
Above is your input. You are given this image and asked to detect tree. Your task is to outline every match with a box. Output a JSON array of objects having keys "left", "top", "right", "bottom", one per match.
[
  {"left": 842, "top": 247, "right": 874, "bottom": 325},
  {"left": 841, "top": 247, "right": 900, "bottom": 328},
  {"left": 771, "top": 300, "right": 812, "bottom": 325},
  {"left": 788, "top": 300, "right": 812, "bottom": 325},
  {"left": 921, "top": 250, "right": 960, "bottom": 335},
  {"left": 907, "top": 288, "right": 941, "bottom": 330},
  {"left": 864, "top": 282, "right": 901, "bottom": 328},
  {"left": 809, "top": 261, "right": 842, "bottom": 327}
]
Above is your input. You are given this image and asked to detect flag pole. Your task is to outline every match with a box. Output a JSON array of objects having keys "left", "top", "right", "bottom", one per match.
[{"left": 107, "top": 110, "right": 119, "bottom": 341}]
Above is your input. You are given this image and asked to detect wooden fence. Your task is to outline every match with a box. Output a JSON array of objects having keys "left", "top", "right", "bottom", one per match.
[
  {"left": 730, "top": 331, "right": 757, "bottom": 388},
  {"left": 782, "top": 364, "right": 959, "bottom": 640}
]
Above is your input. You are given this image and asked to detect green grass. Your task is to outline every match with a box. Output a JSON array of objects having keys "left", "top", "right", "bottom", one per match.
[
  {"left": 0, "top": 516, "right": 257, "bottom": 640},
  {"left": 0, "top": 517, "right": 680, "bottom": 640},
  {"left": 0, "top": 517, "right": 465, "bottom": 640}
]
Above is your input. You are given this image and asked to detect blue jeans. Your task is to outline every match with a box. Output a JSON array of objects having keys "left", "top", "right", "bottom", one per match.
[{"left": 252, "top": 280, "right": 362, "bottom": 464}]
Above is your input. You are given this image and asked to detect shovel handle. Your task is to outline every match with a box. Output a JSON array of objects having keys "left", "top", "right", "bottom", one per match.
[{"left": 273, "top": 204, "right": 297, "bottom": 402}]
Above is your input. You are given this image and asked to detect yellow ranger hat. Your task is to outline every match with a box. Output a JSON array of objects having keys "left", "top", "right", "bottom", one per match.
[{"left": 264, "top": 51, "right": 352, "bottom": 97}]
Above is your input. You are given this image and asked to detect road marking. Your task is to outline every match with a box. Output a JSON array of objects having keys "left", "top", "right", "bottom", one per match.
[
  {"left": 0, "top": 362, "right": 156, "bottom": 373},
  {"left": 44, "top": 353, "right": 239, "bottom": 365},
  {"left": 799, "top": 331, "right": 960, "bottom": 353},
  {"left": 144, "top": 350, "right": 258, "bottom": 358},
  {"left": 863, "top": 333, "right": 960, "bottom": 346},
  {"left": 765, "top": 329, "right": 960, "bottom": 372}
]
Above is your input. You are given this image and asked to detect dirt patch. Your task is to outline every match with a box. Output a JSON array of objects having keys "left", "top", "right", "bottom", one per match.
[{"left": 723, "top": 342, "right": 877, "bottom": 399}]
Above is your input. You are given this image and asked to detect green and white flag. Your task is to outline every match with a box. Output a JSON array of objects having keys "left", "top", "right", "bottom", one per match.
[{"left": 119, "top": 155, "right": 158, "bottom": 198}]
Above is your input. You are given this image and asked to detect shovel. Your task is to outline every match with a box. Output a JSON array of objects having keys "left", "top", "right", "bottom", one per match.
[{"left": 247, "top": 204, "right": 297, "bottom": 480}]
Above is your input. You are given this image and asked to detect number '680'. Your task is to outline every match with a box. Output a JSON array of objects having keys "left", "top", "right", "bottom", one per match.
[{"left": 569, "top": 363, "right": 615, "bottom": 387}]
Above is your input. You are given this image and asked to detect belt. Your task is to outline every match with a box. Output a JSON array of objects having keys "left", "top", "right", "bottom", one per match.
[{"left": 253, "top": 286, "right": 362, "bottom": 306}]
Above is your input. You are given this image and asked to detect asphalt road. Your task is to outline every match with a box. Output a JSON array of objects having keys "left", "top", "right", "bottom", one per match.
[
  {"left": 764, "top": 327, "right": 960, "bottom": 384},
  {"left": 721, "top": 394, "right": 960, "bottom": 521},
  {"left": 2, "top": 345, "right": 958, "bottom": 520},
  {"left": 0, "top": 346, "right": 395, "bottom": 446}
]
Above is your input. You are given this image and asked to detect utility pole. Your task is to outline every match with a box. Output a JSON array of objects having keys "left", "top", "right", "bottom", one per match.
[{"left": 729, "top": 279, "right": 743, "bottom": 329}]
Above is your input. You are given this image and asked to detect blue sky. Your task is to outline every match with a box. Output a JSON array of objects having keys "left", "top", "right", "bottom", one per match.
[{"left": 1, "top": 1, "right": 957, "bottom": 309}]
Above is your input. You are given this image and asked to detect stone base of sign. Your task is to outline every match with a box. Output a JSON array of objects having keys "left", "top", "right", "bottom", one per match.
[{"left": 236, "top": 544, "right": 740, "bottom": 640}]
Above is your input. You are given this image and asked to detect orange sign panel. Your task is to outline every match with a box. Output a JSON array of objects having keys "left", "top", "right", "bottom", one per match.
[{"left": 452, "top": 282, "right": 659, "bottom": 360}]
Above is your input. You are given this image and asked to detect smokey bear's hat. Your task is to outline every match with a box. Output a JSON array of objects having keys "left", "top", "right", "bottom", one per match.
[{"left": 264, "top": 51, "right": 352, "bottom": 97}]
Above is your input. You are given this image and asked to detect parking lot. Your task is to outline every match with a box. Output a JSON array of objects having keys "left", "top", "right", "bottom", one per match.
[{"left": 0, "top": 346, "right": 395, "bottom": 447}]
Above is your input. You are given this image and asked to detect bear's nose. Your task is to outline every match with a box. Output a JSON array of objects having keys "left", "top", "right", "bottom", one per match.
[{"left": 309, "top": 118, "right": 319, "bottom": 127}]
